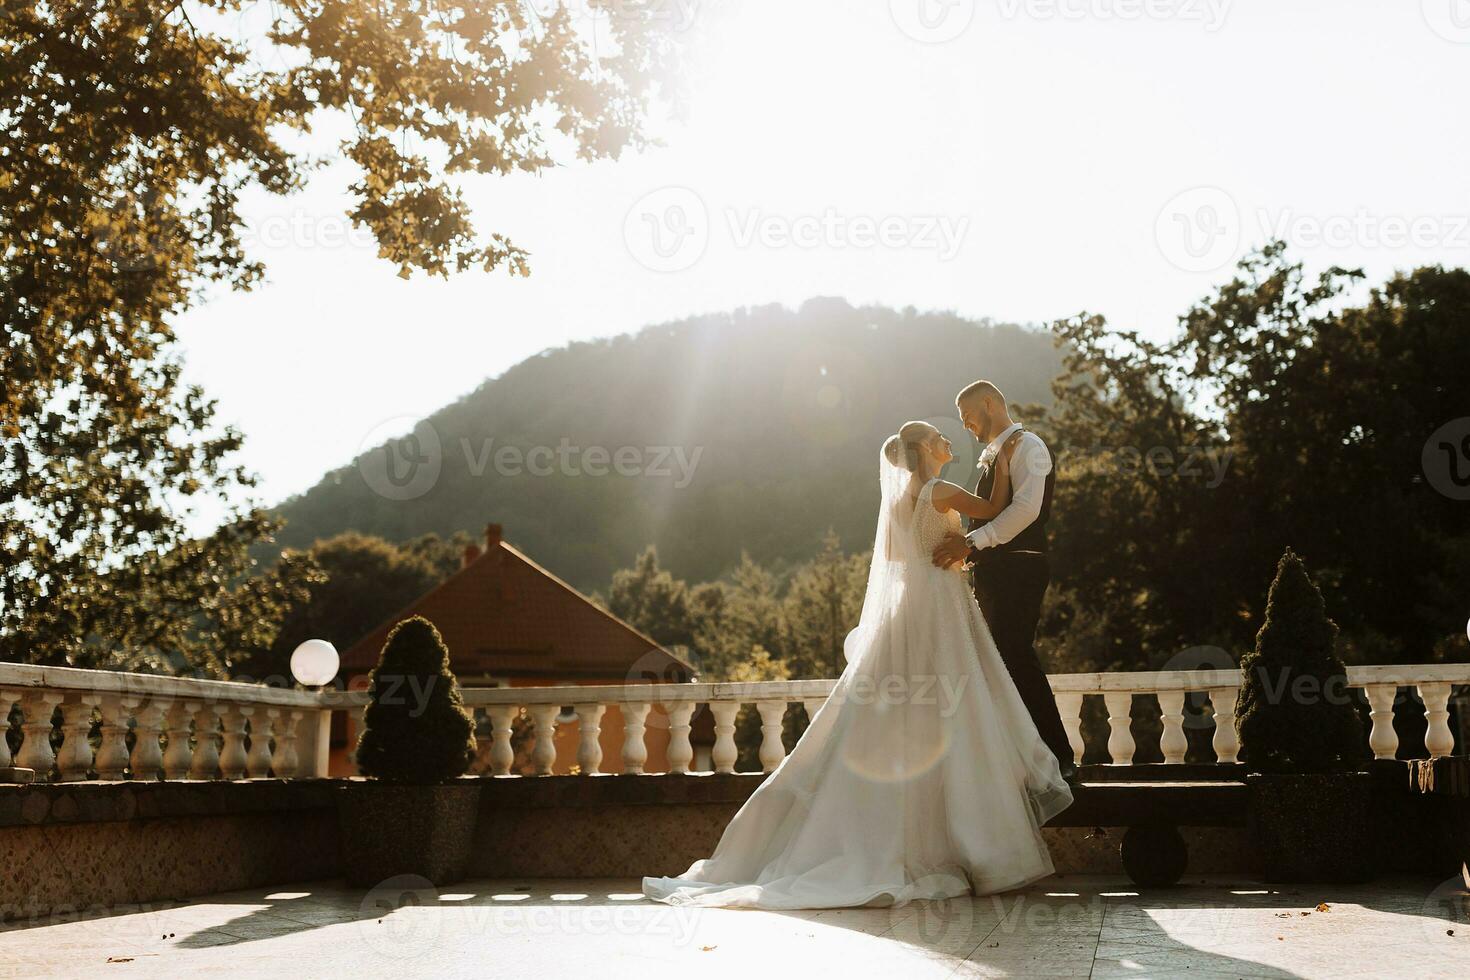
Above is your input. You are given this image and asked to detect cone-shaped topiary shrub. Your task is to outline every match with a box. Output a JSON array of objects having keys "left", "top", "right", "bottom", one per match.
[
  {"left": 356, "top": 616, "right": 477, "bottom": 784},
  {"left": 1236, "top": 549, "right": 1364, "bottom": 773}
]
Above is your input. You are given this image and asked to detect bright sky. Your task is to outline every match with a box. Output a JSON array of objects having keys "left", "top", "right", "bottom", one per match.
[{"left": 176, "top": 0, "right": 1470, "bottom": 525}]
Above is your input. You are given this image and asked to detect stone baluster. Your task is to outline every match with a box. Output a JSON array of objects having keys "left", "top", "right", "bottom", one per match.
[
  {"left": 1053, "top": 692, "right": 1085, "bottom": 766},
  {"left": 1209, "top": 686, "right": 1240, "bottom": 764},
  {"left": 1102, "top": 692, "right": 1135, "bottom": 765},
  {"left": 218, "top": 707, "right": 249, "bottom": 780},
  {"left": 756, "top": 700, "right": 788, "bottom": 773},
  {"left": 1157, "top": 690, "right": 1188, "bottom": 765},
  {"left": 528, "top": 704, "right": 560, "bottom": 775},
  {"left": 802, "top": 697, "right": 826, "bottom": 727},
  {"left": 17, "top": 691, "right": 63, "bottom": 779},
  {"left": 162, "top": 702, "right": 195, "bottom": 780},
  {"left": 0, "top": 690, "right": 18, "bottom": 769},
  {"left": 270, "top": 710, "right": 301, "bottom": 779},
  {"left": 710, "top": 701, "right": 740, "bottom": 774},
  {"left": 574, "top": 703, "right": 605, "bottom": 775},
  {"left": 189, "top": 703, "right": 224, "bottom": 779},
  {"left": 1419, "top": 683, "right": 1454, "bottom": 759},
  {"left": 129, "top": 699, "right": 166, "bottom": 781},
  {"left": 92, "top": 696, "right": 134, "bottom": 780},
  {"left": 1365, "top": 684, "right": 1399, "bottom": 760},
  {"left": 57, "top": 695, "right": 99, "bottom": 781},
  {"left": 621, "top": 702, "right": 650, "bottom": 774},
  {"left": 664, "top": 701, "right": 696, "bottom": 775},
  {"left": 486, "top": 706, "right": 517, "bottom": 775},
  {"left": 240, "top": 706, "right": 273, "bottom": 778}
]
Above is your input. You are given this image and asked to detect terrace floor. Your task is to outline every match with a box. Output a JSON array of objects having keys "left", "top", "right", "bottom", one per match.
[{"left": 4, "top": 874, "right": 1469, "bottom": 979}]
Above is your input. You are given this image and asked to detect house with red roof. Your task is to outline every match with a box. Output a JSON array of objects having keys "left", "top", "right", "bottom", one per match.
[{"left": 333, "top": 524, "right": 695, "bottom": 775}]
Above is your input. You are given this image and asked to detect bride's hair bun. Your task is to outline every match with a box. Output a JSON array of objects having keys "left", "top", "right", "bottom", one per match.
[
  {"left": 883, "top": 424, "right": 926, "bottom": 472},
  {"left": 883, "top": 434, "right": 905, "bottom": 468}
]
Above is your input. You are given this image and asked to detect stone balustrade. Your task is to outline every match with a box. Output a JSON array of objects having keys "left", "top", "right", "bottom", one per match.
[
  {"left": 0, "top": 664, "right": 331, "bottom": 782},
  {"left": 2, "top": 663, "right": 1466, "bottom": 782},
  {"left": 1047, "top": 665, "right": 1470, "bottom": 765}
]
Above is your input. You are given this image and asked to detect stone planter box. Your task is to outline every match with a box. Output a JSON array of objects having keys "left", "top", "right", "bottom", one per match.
[
  {"left": 337, "top": 780, "right": 482, "bottom": 887},
  {"left": 1247, "top": 771, "right": 1374, "bottom": 883}
]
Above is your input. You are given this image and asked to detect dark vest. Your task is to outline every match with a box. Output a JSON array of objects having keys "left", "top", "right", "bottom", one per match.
[{"left": 969, "top": 429, "right": 1054, "bottom": 555}]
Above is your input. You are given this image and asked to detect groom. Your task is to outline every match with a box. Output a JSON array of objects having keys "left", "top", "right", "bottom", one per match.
[{"left": 932, "top": 380, "right": 1077, "bottom": 783}]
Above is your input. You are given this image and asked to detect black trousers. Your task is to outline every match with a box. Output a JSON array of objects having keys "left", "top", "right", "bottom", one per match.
[{"left": 972, "top": 552, "right": 1073, "bottom": 768}]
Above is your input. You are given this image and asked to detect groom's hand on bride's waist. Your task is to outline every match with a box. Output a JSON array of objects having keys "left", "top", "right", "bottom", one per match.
[{"left": 932, "top": 532, "right": 971, "bottom": 569}]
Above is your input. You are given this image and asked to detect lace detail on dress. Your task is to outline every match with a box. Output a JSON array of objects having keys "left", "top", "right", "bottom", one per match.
[{"left": 913, "top": 479, "right": 963, "bottom": 557}]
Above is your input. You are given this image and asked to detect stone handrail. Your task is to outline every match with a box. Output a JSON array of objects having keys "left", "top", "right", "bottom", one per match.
[{"left": 1, "top": 663, "right": 1466, "bottom": 782}]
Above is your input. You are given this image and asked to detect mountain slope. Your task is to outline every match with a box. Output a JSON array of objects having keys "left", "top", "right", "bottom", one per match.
[{"left": 272, "top": 298, "right": 1064, "bottom": 590}]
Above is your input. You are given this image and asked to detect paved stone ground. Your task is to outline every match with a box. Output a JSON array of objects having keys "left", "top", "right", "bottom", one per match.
[{"left": 3, "top": 874, "right": 1469, "bottom": 978}]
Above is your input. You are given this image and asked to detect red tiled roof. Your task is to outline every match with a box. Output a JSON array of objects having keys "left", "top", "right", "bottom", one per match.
[{"left": 340, "top": 527, "right": 694, "bottom": 684}]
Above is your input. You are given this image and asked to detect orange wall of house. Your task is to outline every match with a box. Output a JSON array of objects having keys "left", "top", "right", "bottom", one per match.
[{"left": 505, "top": 676, "right": 676, "bottom": 776}]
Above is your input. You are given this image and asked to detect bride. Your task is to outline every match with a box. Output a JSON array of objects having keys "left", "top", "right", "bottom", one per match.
[{"left": 643, "top": 421, "right": 1073, "bottom": 910}]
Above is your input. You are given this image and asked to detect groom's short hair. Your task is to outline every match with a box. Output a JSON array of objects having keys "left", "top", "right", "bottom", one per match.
[{"left": 956, "top": 380, "right": 1005, "bottom": 407}]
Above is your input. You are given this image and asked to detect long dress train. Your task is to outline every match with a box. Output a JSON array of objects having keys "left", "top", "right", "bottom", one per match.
[{"left": 642, "top": 468, "right": 1072, "bottom": 910}]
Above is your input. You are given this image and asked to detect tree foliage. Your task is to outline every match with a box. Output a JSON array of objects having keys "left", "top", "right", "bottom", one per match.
[
  {"left": 1, "top": 1, "right": 672, "bottom": 668},
  {"left": 356, "top": 615, "right": 476, "bottom": 783},
  {"left": 234, "top": 530, "right": 469, "bottom": 679},
  {"left": 599, "top": 537, "right": 868, "bottom": 684},
  {"left": 1236, "top": 549, "right": 1364, "bottom": 773},
  {"left": 1039, "top": 243, "right": 1470, "bottom": 670}
]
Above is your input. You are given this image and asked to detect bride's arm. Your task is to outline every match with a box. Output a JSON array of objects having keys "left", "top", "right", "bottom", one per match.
[{"left": 931, "top": 435, "right": 1016, "bottom": 520}]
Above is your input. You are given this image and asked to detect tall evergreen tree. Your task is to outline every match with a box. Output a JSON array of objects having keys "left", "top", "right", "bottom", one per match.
[
  {"left": 1236, "top": 549, "right": 1364, "bottom": 772},
  {"left": 356, "top": 617, "right": 476, "bottom": 784}
]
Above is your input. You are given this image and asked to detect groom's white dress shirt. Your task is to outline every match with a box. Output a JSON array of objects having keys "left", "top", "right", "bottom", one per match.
[{"left": 965, "top": 421, "right": 1053, "bottom": 553}]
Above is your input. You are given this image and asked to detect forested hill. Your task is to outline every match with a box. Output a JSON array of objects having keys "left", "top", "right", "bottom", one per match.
[{"left": 271, "top": 298, "right": 1064, "bottom": 590}]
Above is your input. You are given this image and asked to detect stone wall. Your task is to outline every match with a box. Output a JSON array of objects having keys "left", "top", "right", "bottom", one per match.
[
  {"left": 8, "top": 767, "right": 1455, "bottom": 920},
  {"left": 0, "top": 781, "right": 339, "bottom": 922}
]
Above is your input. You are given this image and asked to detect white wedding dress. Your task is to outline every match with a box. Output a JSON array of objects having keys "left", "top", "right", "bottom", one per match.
[{"left": 642, "top": 452, "right": 1073, "bottom": 910}]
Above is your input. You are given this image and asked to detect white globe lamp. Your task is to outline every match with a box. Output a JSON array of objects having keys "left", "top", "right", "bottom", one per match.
[{"left": 290, "top": 639, "right": 339, "bottom": 688}]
